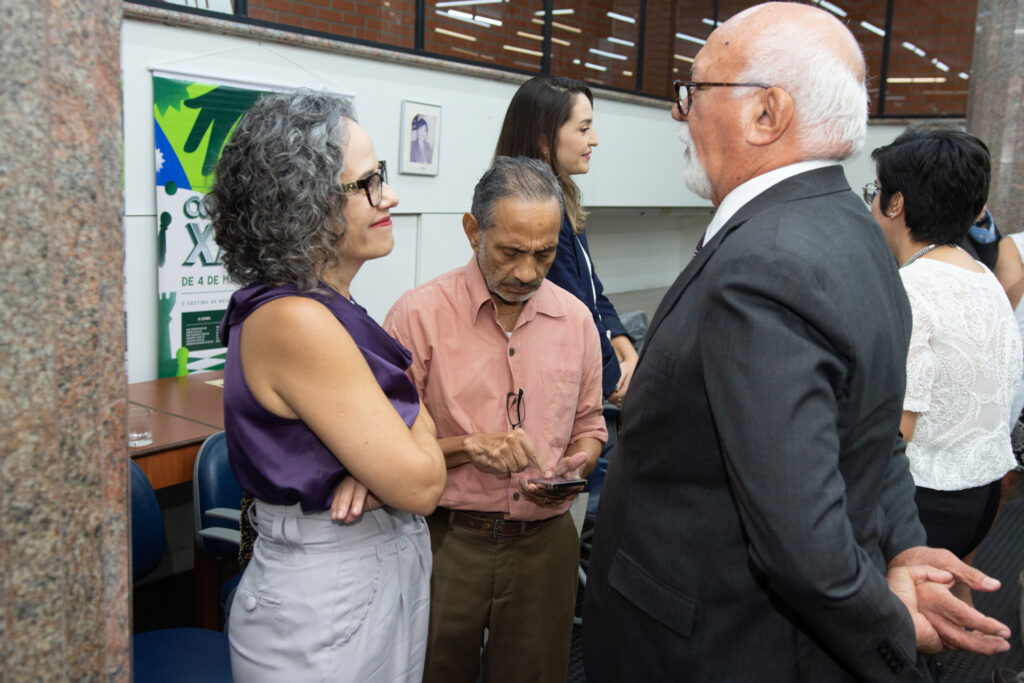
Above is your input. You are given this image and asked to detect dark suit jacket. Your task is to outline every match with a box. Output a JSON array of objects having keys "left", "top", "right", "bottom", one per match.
[{"left": 583, "top": 166, "right": 931, "bottom": 681}]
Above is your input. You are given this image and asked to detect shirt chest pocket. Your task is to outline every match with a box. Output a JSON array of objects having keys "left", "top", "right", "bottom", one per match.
[{"left": 540, "top": 368, "right": 581, "bottom": 450}]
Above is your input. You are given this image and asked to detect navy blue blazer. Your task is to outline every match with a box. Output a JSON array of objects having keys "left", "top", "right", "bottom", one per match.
[{"left": 545, "top": 212, "right": 628, "bottom": 397}]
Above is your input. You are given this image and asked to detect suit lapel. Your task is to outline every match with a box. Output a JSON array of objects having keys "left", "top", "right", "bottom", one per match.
[
  {"left": 640, "top": 166, "right": 852, "bottom": 361},
  {"left": 641, "top": 224, "right": 733, "bottom": 358}
]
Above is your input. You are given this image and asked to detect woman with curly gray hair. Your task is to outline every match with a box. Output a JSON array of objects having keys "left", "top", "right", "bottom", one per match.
[{"left": 207, "top": 91, "right": 446, "bottom": 681}]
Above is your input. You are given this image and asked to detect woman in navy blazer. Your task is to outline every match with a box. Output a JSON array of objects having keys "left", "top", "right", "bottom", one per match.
[{"left": 495, "top": 76, "right": 638, "bottom": 406}]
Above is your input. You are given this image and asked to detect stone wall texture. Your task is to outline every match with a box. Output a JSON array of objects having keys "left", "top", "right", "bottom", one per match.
[
  {"left": 968, "top": 0, "right": 1024, "bottom": 235},
  {"left": 0, "top": 0, "right": 129, "bottom": 679}
]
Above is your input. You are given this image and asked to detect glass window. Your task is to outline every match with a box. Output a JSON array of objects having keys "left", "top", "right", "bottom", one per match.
[
  {"left": 845, "top": 0, "right": 890, "bottom": 117},
  {"left": 639, "top": 0, "right": 714, "bottom": 100},
  {"left": 667, "top": 1, "right": 714, "bottom": 96},
  {"left": 716, "top": 0, "right": 972, "bottom": 117},
  {"left": 884, "top": 0, "right": 975, "bottom": 116},
  {"left": 424, "top": 1, "right": 545, "bottom": 72},
  {"left": 716, "top": 0, "right": 891, "bottom": 116},
  {"left": 140, "top": 0, "right": 979, "bottom": 118},
  {"left": 160, "top": 0, "right": 236, "bottom": 13},
  {"left": 247, "top": 0, "right": 417, "bottom": 49},
  {"left": 546, "top": 2, "right": 641, "bottom": 92}
]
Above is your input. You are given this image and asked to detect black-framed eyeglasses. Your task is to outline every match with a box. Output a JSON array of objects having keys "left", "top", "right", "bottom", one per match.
[
  {"left": 506, "top": 388, "right": 525, "bottom": 430},
  {"left": 862, "top": 181, "right": 881, "bottom": 206},
  {"left": 341, "top": 160, "right": 387, "bottom": 207},
  {"left": 673, "top": 80, "right": 772, "bottom": 117}
]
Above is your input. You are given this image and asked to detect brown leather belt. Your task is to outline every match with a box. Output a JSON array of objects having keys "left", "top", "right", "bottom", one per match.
[{"left": 435, "top": 508, "right": 552, "bottom": 539}]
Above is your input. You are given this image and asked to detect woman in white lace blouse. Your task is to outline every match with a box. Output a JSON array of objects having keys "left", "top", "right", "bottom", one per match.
[{"left": 867, "top": 129, "right": 1022, "bottom": 562}]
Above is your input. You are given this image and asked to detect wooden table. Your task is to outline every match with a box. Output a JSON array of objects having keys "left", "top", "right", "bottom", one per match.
[
  {"left": 129, "top": 370, "right": 225, "bottom": 489},
  {"left": 129, "top": 370, "right": 234, "bottom": 629}
]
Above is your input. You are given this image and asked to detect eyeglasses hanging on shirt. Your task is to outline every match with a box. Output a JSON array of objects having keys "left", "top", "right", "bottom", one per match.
[{"left": 506, "top": 388, "right": 525, "bottom": 429}]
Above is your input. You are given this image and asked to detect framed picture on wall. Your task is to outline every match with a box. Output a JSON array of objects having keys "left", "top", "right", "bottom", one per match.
[{"left": 399, "top": 100, "right": 441, "bottom": 176}]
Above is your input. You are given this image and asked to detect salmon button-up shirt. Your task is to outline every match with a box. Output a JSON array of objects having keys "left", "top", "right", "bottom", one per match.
[{"left": 384, "top": 257, "right": 607, "bottom": 521}]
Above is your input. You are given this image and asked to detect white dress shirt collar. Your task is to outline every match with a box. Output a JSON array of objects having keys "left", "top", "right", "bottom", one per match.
[{"left": 703, "top": 159, "right": 838, "bottom": 246}]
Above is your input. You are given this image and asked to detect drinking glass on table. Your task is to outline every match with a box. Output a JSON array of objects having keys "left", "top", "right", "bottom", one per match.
[{"left": 127, "top": 406, "right": 153, "bottom": 448}]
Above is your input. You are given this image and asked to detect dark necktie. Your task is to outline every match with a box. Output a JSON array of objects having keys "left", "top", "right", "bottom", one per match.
[{"left": 693, "top": 231, "right": 706, "bottom": 257}]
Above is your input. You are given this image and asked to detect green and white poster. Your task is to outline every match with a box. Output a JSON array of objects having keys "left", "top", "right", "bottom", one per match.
[{"left": 152, "top": 73, "right": 269, "bottom": 378}]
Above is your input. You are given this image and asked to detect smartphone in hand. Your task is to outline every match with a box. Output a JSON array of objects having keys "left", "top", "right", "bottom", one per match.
[{"left": 527, "top": 477, "right": 587, "bottom": 493}]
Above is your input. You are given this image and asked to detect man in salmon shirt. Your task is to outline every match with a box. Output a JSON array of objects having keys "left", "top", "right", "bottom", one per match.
[{"left": 384, "top": 155, "right": 606, "bottom": 683}]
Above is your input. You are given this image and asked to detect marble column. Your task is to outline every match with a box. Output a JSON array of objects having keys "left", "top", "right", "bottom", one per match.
[
  {"left": 0, "top": 1, "right": 129, "bottom": 679},
  {"left": 967, "top": 0, "right": 1024, "bottom": 234}
]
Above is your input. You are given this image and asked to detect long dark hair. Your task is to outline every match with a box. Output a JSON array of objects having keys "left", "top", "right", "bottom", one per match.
[{"left": 494, "top": 76, "right": 593, "bottom": 233}]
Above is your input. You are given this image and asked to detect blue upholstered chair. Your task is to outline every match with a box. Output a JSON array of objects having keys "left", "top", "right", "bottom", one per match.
[
  {"left": 131, "top": 461, "right": 166, "bottom": 584},
  {"left": 192, "top": 431, "right": 243, "bottom": 629},
  {"left": 130, "top": 460, "right": 233, "bottom": 682},
  {"left": 192, "top": 431, "right": 242, "bottom": 558},
  {"left": 619, "top": 309, "right": 649, "bottom": 352}
]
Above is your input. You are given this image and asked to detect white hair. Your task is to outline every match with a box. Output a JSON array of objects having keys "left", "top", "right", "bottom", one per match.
[{"left": 732, "top": 6, "right": 868, "bottom": 160}]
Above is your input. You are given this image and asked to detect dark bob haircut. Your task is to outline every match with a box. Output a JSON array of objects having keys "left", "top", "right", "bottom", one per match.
[
  {"left": 870, "top": 128, "right": 990, "bottom": 245},
  {"left": 205, "top": 91, "right": 354, "bottom": 292}
]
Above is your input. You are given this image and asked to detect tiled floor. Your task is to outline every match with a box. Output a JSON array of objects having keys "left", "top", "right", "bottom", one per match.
[{"left": 938, "top": 495, "right": 1024, "bottom": 682}]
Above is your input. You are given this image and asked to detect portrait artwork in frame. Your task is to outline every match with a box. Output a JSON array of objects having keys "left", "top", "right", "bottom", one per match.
[{"left": 399, "top": 100, "right": 441, "bottom": 176}]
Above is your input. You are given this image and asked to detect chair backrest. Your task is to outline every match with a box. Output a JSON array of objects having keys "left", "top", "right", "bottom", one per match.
[
  {"left": 620, "top": 309, "right": 649, "bottom": 352},
  {"left": 192, "top": 431, "right": 243, "bottom": 558},
  {"left": 130, "top": 460, "right": 167, "bottom": 582}
]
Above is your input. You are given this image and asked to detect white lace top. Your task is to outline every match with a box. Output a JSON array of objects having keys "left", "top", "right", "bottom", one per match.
[{"left": 901, "top": 258, "right": 1021, "bottom": 490}]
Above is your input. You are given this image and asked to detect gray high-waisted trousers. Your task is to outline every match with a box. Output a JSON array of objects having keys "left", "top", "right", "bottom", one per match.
[{"left": 229, "top": 500, "right": 432, "bottom": 682}]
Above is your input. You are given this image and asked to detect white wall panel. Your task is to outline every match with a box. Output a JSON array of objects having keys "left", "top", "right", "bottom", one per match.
[
  {"left": 121, "top": 18, "right": 907, "bottom": 380},
  {"left": 124, "top": 214, "right": 160, "bottom": 383},
  {"left": 586, "top": 209, "right": 711, "bottom": 293},
  {"left": 349, "top": 214, "right": 419, "bottom": 324},
  {"left": 417, "top": 213, "right": 475, "bottom": 286}
]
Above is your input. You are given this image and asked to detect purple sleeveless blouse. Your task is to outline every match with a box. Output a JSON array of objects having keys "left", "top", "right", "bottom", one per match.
[{"left": 218, "top": 283, "right": 420, "bottom": 511}]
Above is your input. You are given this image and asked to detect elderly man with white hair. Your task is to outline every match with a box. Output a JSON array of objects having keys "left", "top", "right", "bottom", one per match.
[{"left": 583, "top": 3, "right": 1011, "bottom": 681}]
